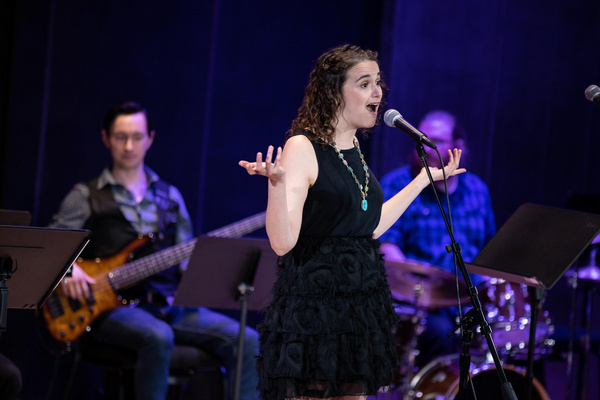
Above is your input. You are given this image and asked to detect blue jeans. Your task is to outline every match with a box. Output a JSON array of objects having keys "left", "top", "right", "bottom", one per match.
[{"left": 90, "top": 305, "right": 259, "bottom": 400}]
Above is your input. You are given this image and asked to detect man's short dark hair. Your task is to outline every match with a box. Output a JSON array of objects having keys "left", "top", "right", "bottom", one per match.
[{"left": 103, "top": 101, "right": 153, "bottom": 135}]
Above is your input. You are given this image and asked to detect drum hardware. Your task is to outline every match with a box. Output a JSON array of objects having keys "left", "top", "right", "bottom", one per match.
[
  {"left": 477, "top": 279, "right": 554, "bottom": 362},
  {"left": 385, "top": 259, "right": 471, "bottom": 397},
  {"left": 385, "top": 203, "right": 600, "bottom": 399},
  {"left": 472, "top": 278, "right": 555, "bottom": 400},
  {"left": 392, "top": 303, "right": 427, "bottom": 396},
  {"left": 385, "top": 260, "right": 526, "bottom": 400},
  {"left": 563, "top": 244, "right": 600, "bottom": 400},
  {"left": 524, "top": 286, "right": 545, "bottom": 400},
  {"left": 480, "top": 281, "right": 550, "bottom": 400},
  {"left": 385, "top": 260, "right": 469, "bottom": 309},
  {"left": 406, "top": 354, "right": 550, "bottom": 400},
  {"left": 385, "top": 265, "right": 558, "bottom": 400},
  {"left": 385, "top": 259, "right": 469, "bottom": 396}
]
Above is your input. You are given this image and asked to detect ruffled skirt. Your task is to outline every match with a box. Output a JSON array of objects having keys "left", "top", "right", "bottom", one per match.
[{"left": 256, "top": 236, "right": 399, "bottom": 399}]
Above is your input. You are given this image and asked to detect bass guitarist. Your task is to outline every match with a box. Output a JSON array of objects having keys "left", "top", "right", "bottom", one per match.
[{"left": 48, "top": 101, "right": 259, "bottom": 400}]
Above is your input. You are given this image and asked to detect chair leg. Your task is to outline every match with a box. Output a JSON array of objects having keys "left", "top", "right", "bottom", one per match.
[
  {"left": 116, "top": 368, "right": 125, "bottom": 400},
  {"left": 62, "top": 349, "right": 81, "bottom": 400},
  {"left": 167, "top": 374, "right": 190, "bottom": 400},
  {"left": 166, "top": 366, "right": 227, "bottom": 400},
  {"left": 220, "top": 366, "right": 228, "bottom": 400},
  {"left": 101, "top": 365, "right": 130, "bottom": 400}
]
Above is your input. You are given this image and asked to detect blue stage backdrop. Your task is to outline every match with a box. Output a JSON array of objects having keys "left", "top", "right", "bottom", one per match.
[{"left": 1, "top": 1, "right": 599, "bottom": 399}]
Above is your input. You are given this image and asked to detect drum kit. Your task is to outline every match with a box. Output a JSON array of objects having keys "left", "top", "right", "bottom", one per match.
[{"left": 384, "top": 259, "right": 554, "bottom": 400}]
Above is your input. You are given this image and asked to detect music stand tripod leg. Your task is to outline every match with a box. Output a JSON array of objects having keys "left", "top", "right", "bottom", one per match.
[
  {"left": 0, "top": 258, "right": 13, "bottom": 334},
  {"left": 233, "top": 283, "right": 252, "bottom": 400},
  {"left": 233, "top": 249, "right": 261, "bottom": 400}
]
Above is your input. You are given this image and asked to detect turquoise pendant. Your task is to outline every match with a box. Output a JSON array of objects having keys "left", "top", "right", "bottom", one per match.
[{"left": 361, "top": 199, "right": 368, "bottom": 211}]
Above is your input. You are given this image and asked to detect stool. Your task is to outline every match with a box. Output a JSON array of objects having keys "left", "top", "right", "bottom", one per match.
[{"left": 63, "top": 335, "right": 226, "bottom": 400}]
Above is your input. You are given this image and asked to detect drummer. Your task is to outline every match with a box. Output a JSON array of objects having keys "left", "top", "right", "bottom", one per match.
[{"left": 379, "top": 110, "right": 496, "bottom": 367}]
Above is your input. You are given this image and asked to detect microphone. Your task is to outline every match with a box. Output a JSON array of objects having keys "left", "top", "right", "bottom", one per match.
[
  {"left": 585, "top": 85, "right": 600, "bottom": 107},
  {"left": 383, "top": 109, "right": 436, "bottom": 149}
]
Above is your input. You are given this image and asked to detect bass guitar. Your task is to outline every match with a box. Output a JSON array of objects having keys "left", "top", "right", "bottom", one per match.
[{"left": 41, "top": 211, "right": 266, "bottom": 344}]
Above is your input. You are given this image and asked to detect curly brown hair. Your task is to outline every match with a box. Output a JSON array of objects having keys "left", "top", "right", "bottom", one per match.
[{"left": 286, "top": 44, "right": 386, "bottom": 145}]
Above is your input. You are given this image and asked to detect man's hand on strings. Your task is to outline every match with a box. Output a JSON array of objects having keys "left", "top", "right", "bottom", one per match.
[{"left": 62, "top": 263, "right": 96, "bottom": 300}]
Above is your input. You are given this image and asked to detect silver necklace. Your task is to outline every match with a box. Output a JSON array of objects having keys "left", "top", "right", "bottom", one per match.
[{"left": 332, "top": 137, "right": 370, "bottom": 211}]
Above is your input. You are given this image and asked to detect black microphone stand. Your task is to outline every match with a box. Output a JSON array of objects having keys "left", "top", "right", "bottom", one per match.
[
  {"left": 456, "top": 308, "right": 477, "bottom": 400},
  {"left": 415, "top": 143, "right": 518, "bottom": 400}
]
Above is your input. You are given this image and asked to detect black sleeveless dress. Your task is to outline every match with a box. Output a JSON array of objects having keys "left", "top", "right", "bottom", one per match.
[{"left": 256, "top": 135, "right": 399, "bottom": 399}]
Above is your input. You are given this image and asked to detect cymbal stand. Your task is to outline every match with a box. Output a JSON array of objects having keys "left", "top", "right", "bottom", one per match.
[
  {"left": 566, "top": 245, "right": 600, "bottom": 400},
  {"left": 407, "top": 285, "right": 427, "bottom": 394},
  {"left": 415, "top": 143, "right": 517, "bottom": 400},
  {"left": 398, "top": 282, "right": 427, "bottom": 398},
  {"left": 565, "top": 265, "right": 578, "bottom": 400},
  {"left": 525, "top": 286, "right": 544, "bottom": 400}
]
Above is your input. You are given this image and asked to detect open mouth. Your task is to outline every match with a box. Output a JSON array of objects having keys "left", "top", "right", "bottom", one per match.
[{"left": 367, "top": 103, "right": 379, "bottom": 113}]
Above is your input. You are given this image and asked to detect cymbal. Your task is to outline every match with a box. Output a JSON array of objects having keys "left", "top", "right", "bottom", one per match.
[
  {"left": 579, "top": 265, "right": 600, "bottom": 282},
  {"left": 564, "top": 264, "right": 600, "bottom": 283},
  {"left": 385, "top": 259, "right": 468, "bottom": 309}
]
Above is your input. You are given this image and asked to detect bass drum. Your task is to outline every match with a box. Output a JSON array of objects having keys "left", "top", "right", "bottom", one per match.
[{"left": 405, "top": 355, "right": 549, "bottom": 400}]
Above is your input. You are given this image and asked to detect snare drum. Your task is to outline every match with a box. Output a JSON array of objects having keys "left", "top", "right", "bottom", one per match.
[
  {"left": 406, "top": 354, "right": 549, "bottom": 400},
  {"left": 478, "top": 279, "right": 554, "bottom": 360}
]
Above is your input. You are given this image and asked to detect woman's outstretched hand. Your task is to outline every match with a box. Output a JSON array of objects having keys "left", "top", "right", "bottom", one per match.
[
  {"left": 425, "top": 148, "right": 466, "bottom": 182},
  {"left": 239, "top": 145, "right": 285, "bottom": 185}
]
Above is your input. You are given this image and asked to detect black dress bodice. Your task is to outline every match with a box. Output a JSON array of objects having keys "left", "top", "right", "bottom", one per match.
[{"left": 299, "top": 136, "right": 383, "bottom": 238}]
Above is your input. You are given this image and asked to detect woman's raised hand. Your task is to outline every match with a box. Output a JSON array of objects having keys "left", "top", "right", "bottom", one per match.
[
  {"left": 238, "top": 145, "right": 285, "bottom": 185},
  {"left": 425, "top": 148, "right": 466, "bottom": 182}
]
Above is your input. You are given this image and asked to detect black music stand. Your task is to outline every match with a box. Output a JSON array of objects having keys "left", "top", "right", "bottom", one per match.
[
  {"left": 466, "top": 203, "right": 600, "bottom": 289},
  {"left": 0, "top": 209, "right": 32, "bottom": 226},
  {"left": 466, "top": 203, "right": 600, "bottom": 400},
  {"left": 173, "top": 236, "right": 278, "bottom": 400},
  {"left": 0, "top": 225, "right": 90, "bottom": 333}
]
